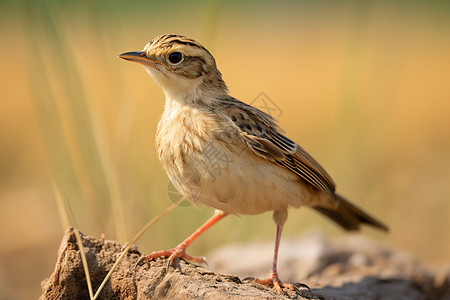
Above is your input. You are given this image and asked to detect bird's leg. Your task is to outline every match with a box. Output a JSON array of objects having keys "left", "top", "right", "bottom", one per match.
[
  {"left": 144, "top": 210, "right": 228, "bottom": 268},
  {"left": 253, "top": 210, "right": 309, "bottom": 294},
  {"left": 252, "top": 223, "right": 287, "bottom": 292}
]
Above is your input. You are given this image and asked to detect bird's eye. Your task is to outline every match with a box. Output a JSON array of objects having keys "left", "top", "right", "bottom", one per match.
[{"left": 168, "top": 52, "right": 183, "bottom": 65}]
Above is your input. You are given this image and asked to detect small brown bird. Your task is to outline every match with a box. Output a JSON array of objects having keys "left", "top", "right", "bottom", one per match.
[{"left": 119, "top": 34, "right": 388, "bottom": 292}]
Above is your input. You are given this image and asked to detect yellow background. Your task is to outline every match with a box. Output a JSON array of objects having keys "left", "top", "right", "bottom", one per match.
[{"left": 1, "top": 1, "right": 450, "bottom": 299}]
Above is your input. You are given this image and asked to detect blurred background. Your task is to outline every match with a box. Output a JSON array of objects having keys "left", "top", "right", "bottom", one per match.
[{"left": 1, "top": 0, "right": 450, "bottom": 298}]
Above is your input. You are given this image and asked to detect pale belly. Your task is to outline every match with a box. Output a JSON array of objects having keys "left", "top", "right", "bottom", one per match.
[
  {"left": 167, "top": 140, "right": 316, "bottom": 215},
  {"left": 156, "top": 105, "right": 322, "bottom": 215}
]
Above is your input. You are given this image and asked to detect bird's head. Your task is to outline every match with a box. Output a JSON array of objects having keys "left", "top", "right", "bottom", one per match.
[{"left": 119, "top": 34, "right": 228, "bottom": 103}]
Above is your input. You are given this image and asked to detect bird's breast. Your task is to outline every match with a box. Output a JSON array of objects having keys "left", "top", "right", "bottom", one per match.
[
  {"left": 156, "top": 105, "right": 217, "bottom": 193},
  {"left": 155, "top": 105, "right": 317, "bottom": 215}
]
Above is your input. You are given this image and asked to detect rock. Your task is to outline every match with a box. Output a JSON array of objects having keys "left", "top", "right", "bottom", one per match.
[
  {"left": 209, "top": 233, "right": 450, "bottom": 300},
  {"left": 40, "top": 228, "right": 449, "bottom": 300}
]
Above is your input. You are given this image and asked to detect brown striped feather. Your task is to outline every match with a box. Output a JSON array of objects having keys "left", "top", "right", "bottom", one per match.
[{"left": 220, "top": 97, "right": 337, "bottom": 206}]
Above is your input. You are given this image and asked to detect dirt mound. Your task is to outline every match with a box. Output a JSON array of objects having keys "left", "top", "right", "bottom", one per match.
[{"left": 40, "top": 228, "right": 449, "bottom": 299}]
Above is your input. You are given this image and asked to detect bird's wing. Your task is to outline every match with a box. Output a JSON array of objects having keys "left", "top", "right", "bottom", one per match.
[{"left": 221, "top": 99, "right": 337, "bottom": 205}]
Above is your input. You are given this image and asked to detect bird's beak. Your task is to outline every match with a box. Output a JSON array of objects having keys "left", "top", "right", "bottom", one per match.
[{"left": 118, "top": 51, "right": 160, "bottom": 67}]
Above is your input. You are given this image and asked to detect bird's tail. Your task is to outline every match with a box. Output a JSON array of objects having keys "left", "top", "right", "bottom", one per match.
[{"left": 313, "top": 194, "right": 388, "bottom": 232}]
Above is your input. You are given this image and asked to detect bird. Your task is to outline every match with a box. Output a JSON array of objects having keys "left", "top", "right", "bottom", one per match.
[{"left": 119, "top": 34, "right": 388, "bottom": 292}]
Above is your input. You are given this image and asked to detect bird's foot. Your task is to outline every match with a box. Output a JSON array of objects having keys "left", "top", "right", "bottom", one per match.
[
  {"left": 143, "top": 245, "right": 207, "bottom": 270},
  {"left": 252, "top": 272, "right": 310, "bottom": 294}
]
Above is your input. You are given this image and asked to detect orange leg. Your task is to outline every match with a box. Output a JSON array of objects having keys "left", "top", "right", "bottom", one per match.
[{"left": 145, "top": 210, "right": 228, "bottom": 268}]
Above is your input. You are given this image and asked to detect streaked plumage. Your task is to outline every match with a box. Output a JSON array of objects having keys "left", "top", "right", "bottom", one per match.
[{"left": 119, "top": 34, "right": 388, "bottom": 292}]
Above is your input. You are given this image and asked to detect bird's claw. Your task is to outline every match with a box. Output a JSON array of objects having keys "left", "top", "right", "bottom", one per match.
[
  {"left": 143, "top": 246, "right": 207, "bottom": 271},
  {"left": 251, "top": 276, "right": 310, "bottom": 295}
]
